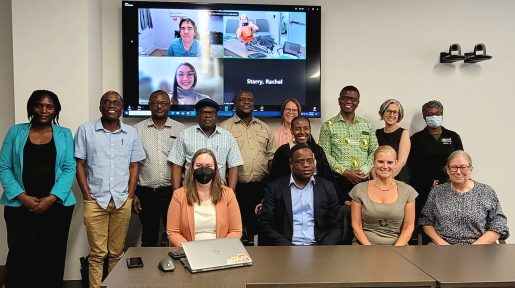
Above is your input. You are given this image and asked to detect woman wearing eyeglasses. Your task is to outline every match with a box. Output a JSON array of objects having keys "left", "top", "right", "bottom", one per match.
[
  {"left": 350, "top": 145, "right": 418, "bottom": 246},
  {"left": 170, "top": 62, "right": 210, "bottom": 105},
  {"left": 375, "top": 99, "right": 410, "bottom": 183},
  {"left": 273, "top": 98, "right": 301, "bottom": 146},
  {"left": 419, "top": 150, "right": 509, "bottom": 245}
]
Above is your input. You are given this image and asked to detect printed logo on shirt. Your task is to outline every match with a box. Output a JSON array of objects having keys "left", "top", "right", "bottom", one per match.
[
  {"left": 360, "top": 137, "right": 369, "bottom": 149},
  {"left": 441, "top": 138, "right": 452, "bottom": 145}
]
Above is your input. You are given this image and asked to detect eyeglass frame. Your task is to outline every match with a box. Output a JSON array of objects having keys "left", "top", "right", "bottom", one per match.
[
  {"left": 290, "top": 158, "right": 315, "bottom": 166},
  {"left": 447, "top": 165, "right": 471, "bottom": 172}
]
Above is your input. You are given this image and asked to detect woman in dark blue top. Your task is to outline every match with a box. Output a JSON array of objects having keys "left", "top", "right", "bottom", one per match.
[{"left": 0, "top": 90, "right": 76, "bottom": 288}]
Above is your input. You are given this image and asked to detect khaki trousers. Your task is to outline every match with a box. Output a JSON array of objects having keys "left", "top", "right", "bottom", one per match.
[{"left": 83, "top": 198, "right": 132, "bottom": 288}]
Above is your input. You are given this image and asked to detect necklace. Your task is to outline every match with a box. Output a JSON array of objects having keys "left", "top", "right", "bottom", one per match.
[{"left": 374, "top": 179, "right": 394, "bottom": 191}]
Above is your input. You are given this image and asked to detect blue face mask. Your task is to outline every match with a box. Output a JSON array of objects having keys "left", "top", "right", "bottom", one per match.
[{"left": 425, "top": 115, "right": 443, "bottom": 128}]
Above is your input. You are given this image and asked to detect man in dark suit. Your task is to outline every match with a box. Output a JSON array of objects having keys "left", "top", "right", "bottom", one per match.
[{"left": 259, "top": 143, "right": 342, "bottom": 245}]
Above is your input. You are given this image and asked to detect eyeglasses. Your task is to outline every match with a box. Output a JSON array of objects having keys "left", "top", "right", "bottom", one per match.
[
  {"left": 101, "top": 100, "right": 123, "bottom": 107},
  {"left": 150, "top": 101, "right": 170, "bottom": 107},
  {"left": 447, "top": 165, "right": 470, "bottom": 172},
  {"left": 338, "top": 96, "right": 359, "bottom": 103},
  {"left": 384, "top": 109, "right": 399, "bottom": 115},
  {"left": 284, "top": 108, "right": 298, "bottom": 114},
  {"left": 291, "top": 158, "right": 315, "bottom": 166}
]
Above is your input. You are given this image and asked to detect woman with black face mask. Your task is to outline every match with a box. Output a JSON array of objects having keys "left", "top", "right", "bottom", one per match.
[{"left": 166, "top": 148, "right": 243, "bottom": 247}]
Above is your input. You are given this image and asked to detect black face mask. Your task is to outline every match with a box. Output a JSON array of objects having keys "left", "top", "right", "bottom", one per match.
[{"left": 193, "top": 167, "right": 216, "bottom": 184}]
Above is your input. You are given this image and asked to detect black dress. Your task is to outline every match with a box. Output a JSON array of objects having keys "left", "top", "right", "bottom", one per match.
[
  {"left": 5, "top": 137, "right": 74, "bottom": 288},
  {"left": 375, "top": 128, "right": 410, "bottom": 183}
]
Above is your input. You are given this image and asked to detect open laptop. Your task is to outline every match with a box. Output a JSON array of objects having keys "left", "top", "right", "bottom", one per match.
[{"left": 180, "top": 238, "right": 253, "bottom": 273}]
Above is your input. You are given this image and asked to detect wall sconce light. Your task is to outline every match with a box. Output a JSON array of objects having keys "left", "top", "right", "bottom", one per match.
[
  {"left": 464, "top": 43, "right": 492, "bottom": 63},
  {"left": 440, "top": 43, "right": 466, "bottom": 63}
]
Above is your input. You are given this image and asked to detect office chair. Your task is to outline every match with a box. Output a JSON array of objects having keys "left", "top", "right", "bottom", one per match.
[
  {"left": 225, "top": 19, "right": 239, "bottom": 39},
  {"left": 255, "top": 18, "right": 272, "bottom": 37}
]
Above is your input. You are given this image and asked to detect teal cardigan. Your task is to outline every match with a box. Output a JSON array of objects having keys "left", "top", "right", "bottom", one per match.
[{"left": 0, "top": 123, "right": 77, "bottom": 206}]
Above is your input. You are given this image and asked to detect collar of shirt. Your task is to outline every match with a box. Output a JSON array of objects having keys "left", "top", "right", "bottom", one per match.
[
  {"left": 232, "top": 114, "right": 257, "bottom": 125},
  {"left": 289, "top": 175, "right": 316, "bottom": 189},
  {"left": 336, "top": 113, "right": 365, "bottom": 125},
  {"left": 146, "top": 117, "right": 174, "bottom": 128},
  {"left": 423, "top": 125, "right": 448, "bottom": 135},
  {"left": 194, "top": 124, "right": 221, "bottom": 137},
  {"left": 94, "top": 118, "right": 127, "bottom": 133}
]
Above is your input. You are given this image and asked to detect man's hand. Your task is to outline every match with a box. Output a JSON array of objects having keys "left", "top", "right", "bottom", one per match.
[
  {"left": 31, "top": 195, "right": 57, "bottom": 214},
  {"left": 342, "top": 169, "right": 366, "bottom": 185},
  {"left": 432, "top": 180, "right": 439, "bottom": 188},
  {"left": 132, "top": 195, "right": 142, "bottom": 214}
]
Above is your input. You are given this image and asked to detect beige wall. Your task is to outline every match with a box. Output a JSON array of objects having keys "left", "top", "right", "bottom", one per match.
[
  {"left": 3, "top": 0, "right": 515, "bottom": 280},
  {"left": 0, "top": 0, "right": 14, "bottom": 264}
]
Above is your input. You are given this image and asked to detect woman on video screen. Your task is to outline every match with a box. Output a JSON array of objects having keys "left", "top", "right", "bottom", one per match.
[{"left": 170, "top": 62, "right": 210, "bottom": 105}]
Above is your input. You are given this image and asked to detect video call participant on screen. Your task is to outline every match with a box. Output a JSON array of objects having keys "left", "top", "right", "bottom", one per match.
[
  {"left": 168, "top": 98, "right": 243, "bottom": 193},
  {"left": 220, "top": 89, "right": 276, "bottom": 243},
  {"left": 166, "top": 18, "right": 202, "bottom": 57},
  {"left": 350, "top": 146, "right": 417, "bottom": 246},
  {"left": 167, "top": 148, "right": 242, "bottom": 247},
  {"left": 259, "top": 144, "right": 341, "bottom": 246},
  {"left": 133, "top": 90, "right": 184, "bottom": 247},
  {"left": 0, "top": 90, "right": 76, "bottom": 288},
  {"left": 170, "top": 62, "right": 210, "bottom": 105},
  {"left": 270, "top": 116, "right": 332, "bottom": 182},
  {"left": 236, "top": 14, "right": 270, "bottom": 54},
  {"left": 75, "top": 91, "right": 146, "bottom": 288},
  {"left": 420, "top": 150, "right": 509, "bottom": 245},
  {"left": 375, "top": 99, "right": 410, "bottom": 183},
  {"left": 408, "top": 100, "right": 463, "bottom": 220},
  {"left": 273, "top": 98, "right": 301, "bottom": 146}
]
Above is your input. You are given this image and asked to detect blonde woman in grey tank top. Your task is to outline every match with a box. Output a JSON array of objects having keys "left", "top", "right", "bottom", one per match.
[{"left": 349, "top": 146, "right": 418, "bottom": 245}]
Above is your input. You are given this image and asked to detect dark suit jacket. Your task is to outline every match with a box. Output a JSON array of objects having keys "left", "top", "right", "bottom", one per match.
[{"left": 258, "top": 175, "right": 342, "bottom": 246}]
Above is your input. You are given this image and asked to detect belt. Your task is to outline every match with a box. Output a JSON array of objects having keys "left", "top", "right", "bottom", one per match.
[{"left": 138, "top": 185, "right": 172, "bottom": 192}]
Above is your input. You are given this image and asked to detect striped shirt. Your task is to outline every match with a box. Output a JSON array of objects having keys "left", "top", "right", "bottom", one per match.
[
  {"left": 74, "top": 119, "right": 146, "bottom": 209},
  {"left": 168, "top": 125, "right": 243, "bottom": 183}
]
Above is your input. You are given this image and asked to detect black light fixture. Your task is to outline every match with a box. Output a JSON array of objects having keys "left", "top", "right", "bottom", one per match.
[
  {"left": 440, "top": 43, "right": 466, "bottom": 63},
  {"left": 464, "top": 43, "right": 492, "bottom": 63}
]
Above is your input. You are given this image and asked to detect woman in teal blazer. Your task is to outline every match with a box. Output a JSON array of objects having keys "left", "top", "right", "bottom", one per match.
[{"left": 0, "top": 90, "right": 76, "bottom": 288}]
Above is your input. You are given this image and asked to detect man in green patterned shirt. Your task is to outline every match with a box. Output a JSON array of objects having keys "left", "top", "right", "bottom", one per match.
[{"left": 319, "top": 85, "right": 378, "bottom": 204}]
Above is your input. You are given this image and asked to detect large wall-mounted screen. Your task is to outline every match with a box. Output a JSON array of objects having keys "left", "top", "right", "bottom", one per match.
[{"left": 122, "top": 1, "right": 321, "bottom": 117}]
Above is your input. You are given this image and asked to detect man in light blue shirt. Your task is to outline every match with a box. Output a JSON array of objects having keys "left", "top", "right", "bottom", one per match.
[
  {"left": 75, "top": 91, "right": 146, "bottom": 288},
  {"left": 259, "top": 143, "right": 342, "bottom": 246},
  {"left": 290, "top": 170, "right": 316, "bottom": 245}
]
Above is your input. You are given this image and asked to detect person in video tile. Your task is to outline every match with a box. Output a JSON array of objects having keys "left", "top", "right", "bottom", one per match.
[
  {"left": 236, "top": 14, "right": 270, "bottom": 54},
  {"left": 166, "top": 18, "right": 202, "bottom": 57},
  {"left": 170, "top": 62, "right": 210, "bottom": 105}
]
